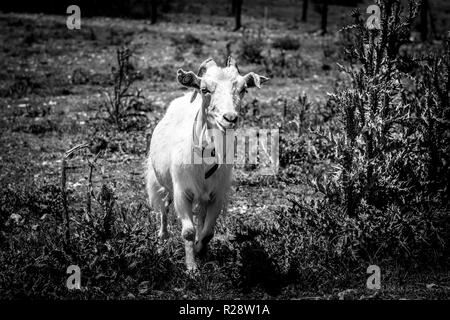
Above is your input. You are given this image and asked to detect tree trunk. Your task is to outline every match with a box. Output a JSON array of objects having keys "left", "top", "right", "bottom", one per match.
[
  {"left": 234, "top": 0, "right": 243, "bottom": 31},
  {"left": 151, "top": 0, "right": 158, "bottom": 24},
  {"left": 420, "top": 0, "right": 429, "bottom": 41},
  {"left": 301, "top": 0, "right": 309, "bottom": 22},
  {"left": 231, "top": 0, "right": 236, "bottom": 16},
  {"left": 320, "top": 0, "right": 328, "bottom": 35}
]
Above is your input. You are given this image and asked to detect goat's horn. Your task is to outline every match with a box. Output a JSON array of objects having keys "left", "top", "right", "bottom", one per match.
[
  {"left": 227, "top": 56, "right": 237, "bottom": 67},
  {"left": 227, "top": 56, "right": 239, "bottom": 73},
  {"left": 191, "top": 58, "right": 216, "bottom": 103},
  {"left": 197, "top": 58, "right": 217, "bottom": 77}
]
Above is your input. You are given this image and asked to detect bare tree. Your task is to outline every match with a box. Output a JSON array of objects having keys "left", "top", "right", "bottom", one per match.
[
  {"left": 231, "top": 0, "right": 236, "bottom": 16},
  {"left": 151, "top": 0, "right": 158, "bottom": 24},
  {"left": 320, "top": 0, "right": 329, "bottom": 35},
  {"left": 420, "top": 0, "right": 429, "bottom": 41},
  {"left": 234, "top": 0, "right": 243, "bottom": 31},
  {"left": 302, "top": 0, "right": 309, "bottom": 22}
]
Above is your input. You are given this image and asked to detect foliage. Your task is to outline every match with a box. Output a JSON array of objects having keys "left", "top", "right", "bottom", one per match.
[
  {"left": 0, "top": 180, "right": 187, "bottom": 299},
  {"left": 263, "top": 49, "right": 312, "bottom": 78},
  {"left": 171, "top": 33, "right": 204, "bottom": 60},
  {"left": 239, "top": 29, "right": 266, "bottom": 64},
  {"left": 216, "top": 195, "right": 450, "bottom": 292},
  {"left": 316, "top": 0, "right": 450, "bottom": 215},
  {"left": 272, "top": 35, "right": 300, "bottom": 51}
]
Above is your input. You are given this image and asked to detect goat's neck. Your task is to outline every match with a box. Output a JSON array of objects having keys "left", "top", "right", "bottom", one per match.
[{"left": 192, "top": 95, "right": 225, "bottom": 162}]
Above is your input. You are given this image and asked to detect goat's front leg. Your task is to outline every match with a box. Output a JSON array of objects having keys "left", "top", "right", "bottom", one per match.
[
  {"left": 195, "top": 206, "right": 206, "bottom": 243},
  {"left": 194, "top": 198, "right": 221, "bottom": 257},
  {"left": 158, "top": 199, "right": 170, "bottom": 240},
  {"left": 174, "top": 188, "right": 197, "bottom": 271}
]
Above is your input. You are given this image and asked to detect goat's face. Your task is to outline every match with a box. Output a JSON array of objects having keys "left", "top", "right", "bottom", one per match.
[{"left": 177, "top": 57, "right": 268, "bottom": 131}]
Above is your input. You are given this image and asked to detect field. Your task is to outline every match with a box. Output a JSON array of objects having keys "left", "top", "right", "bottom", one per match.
[{"left": 0, "top": 1, "right": 449, "bottom": 300}]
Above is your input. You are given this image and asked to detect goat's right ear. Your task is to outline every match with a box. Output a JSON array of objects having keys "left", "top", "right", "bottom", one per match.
[
  {"left": 177, "top": 69, "right": 201, "bottom": 89},
  {"left": 243, "top": 72, "right": 269, "bottom": 89}
]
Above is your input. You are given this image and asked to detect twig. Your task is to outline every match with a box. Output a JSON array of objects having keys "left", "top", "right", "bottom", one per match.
[
  {"left": 61, "top": 158, "right": 71, "bottom": 245},
  {"left": 61, "top": 143, "right": 91, "bottom": 245},
  {"left": 86, "top": 151, "right": 102, "bottom": 217},
  {"left": 65, "top": 142, "right": 89, "bottom": 158},
  {"left": 99, "top": 184, "right": 115, "bottom": 241}
]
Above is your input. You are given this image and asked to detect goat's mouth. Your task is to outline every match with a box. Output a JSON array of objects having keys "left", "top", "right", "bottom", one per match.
[{"left": 215, "top": 119, "right": 236, "bottom": 132}]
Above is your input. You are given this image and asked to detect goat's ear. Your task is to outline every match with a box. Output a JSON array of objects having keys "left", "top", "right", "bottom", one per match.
[
  {"left": 177, "top": 69, "right": 201, "bottom": 89},
  {"left": 244, "top": 72, "right": 269, "bottom": 89}
]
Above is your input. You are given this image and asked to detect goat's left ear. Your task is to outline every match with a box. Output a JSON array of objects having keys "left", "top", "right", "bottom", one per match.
[
  {"left": 177, "top": 69, "right": 201, "bottom": 89},
  {"left": 244, "top": 72, "right": 269, "bottom": 89}
]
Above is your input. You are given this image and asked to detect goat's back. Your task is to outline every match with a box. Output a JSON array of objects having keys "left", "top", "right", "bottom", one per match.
[{"left": 147, "top": 93, "right": 200, "bottom": 191}]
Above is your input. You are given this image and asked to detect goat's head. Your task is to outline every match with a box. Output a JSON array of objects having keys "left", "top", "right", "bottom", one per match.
[{"left": 177, "top": 57, "right": 269, "bottom": 131}]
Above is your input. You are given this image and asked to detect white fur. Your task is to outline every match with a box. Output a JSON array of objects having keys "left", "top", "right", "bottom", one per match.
[
  {"left": 145, "top": 61, "right": 267, "bottom": 271},
  {"left": 145, "top": 92, "right": 231, "bottom": 270}
]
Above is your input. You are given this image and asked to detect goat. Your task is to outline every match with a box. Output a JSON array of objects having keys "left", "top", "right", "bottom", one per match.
[{"left": 145, "top": 57, "right": 268, "bottom": 270}]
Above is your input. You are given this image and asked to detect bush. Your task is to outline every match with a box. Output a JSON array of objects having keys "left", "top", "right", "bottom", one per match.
[
  {"left": 217, "top": 196, "right": 450, "bottom": 292},
  {"left": 0, "top": 182, "right": 184, "bottom": 299},
  {"left": 239, "top": 30, "right": 265, "bottom": 64},
  {"left": 263, "top": 50, "right": 312, "bottom": 78},
  {"left": 322, "top": 0, "right": 450, "bottom": 215},
  {"left": 272, "top": 36, "right": 300, "bottom": 51},
  {"left": 171, "top": 33, "right": 204, "bottom": 60}
]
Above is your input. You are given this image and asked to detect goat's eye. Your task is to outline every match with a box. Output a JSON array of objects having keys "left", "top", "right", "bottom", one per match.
[{"left": 201, "top": 88, "right": 210, "bottom": 94}]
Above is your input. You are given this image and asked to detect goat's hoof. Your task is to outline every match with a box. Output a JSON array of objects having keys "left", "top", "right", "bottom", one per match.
[
  {"left": 158, "top": 230, "right": 170, "bottom": 240},
  {"left": 186, "top": 263, "right": 199, "bottom": 276},
  {"left": 181, "top": 227, "right": 196, "bottom": 242},
  {"left": 194, "top": 242, "right": 208, "bottom": 259}
]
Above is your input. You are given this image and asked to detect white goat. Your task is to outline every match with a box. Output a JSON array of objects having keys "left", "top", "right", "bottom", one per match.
[{"left": 145, "top": 57, "right": 268, "bottom": 270}]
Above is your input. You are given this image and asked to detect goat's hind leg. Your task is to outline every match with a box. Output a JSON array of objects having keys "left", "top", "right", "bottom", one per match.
[
  {"left": 157, "top": 193, "right": 170, "bottom": 240},
  {"left": 145, "top": 165, "right": 170, "bottom": 239}
]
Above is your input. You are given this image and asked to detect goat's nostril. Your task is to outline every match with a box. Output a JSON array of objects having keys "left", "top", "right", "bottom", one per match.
[{"left": 223, "top": 112, "right": 237, "bottom": 123}]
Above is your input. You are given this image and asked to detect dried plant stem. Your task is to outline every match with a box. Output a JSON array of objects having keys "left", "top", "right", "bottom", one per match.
[
  {"left": 61, "top": 158, "right": 71, "bottom": 245},
  {"left": 61, "top": 143, "right": 90, "bottom": 244}
]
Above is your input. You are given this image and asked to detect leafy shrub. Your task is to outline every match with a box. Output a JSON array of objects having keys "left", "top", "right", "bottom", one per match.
[
  {"left": 217, "top": 196, "right": 450, "bottom": 292},
  {"left": 71, "top": 68, "right": 113, "bottom": 87},
  {"left": 239, "top": 30, "right": 265, "bottom": 64},
  {"left": 322, "top": 0, "right": 450, "bottom": 215},
  {"left": 0, "top": 182, "right": 184, "bottom": 299},
  {"left": 2, "top": 69, "right": 72, "bottom": 98},
  {"left": 12, "top": 118, "right": 57, "bottom": 134},
  {"left": 144, "top": 64, "right": 176, "bottom": 82},
  {"left": 263, "top": 49, "right": 312, "bottom": 78},
  {"left": 5, "top": 74, "right": 37, "bottom": 98},
  {"left": 171, "top": 33, "right": 204, "bottom": 60},
  {"left": 277, "top": 94, "right": 339, "bottom": 185},
  {"left": 272, "top": 35, "right": 300, "bottom": 51}
]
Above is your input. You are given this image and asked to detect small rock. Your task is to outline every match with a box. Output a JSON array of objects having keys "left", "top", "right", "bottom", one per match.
[
  {"left": 426, "top": 283, "right": 437, "bottom": 289},
  {"left": 338, "top": 289, "right": 357, "bottom": 300},
  {"left": 138, "top": 281, "right": 151, "bottom": 294},
  {"left": 10, "top": 213, "right": 22, "bottom": 224}
]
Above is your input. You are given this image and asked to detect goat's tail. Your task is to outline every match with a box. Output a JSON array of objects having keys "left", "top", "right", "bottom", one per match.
[{"left": 144, "top": 157, "right": 169, "bottom": 211}]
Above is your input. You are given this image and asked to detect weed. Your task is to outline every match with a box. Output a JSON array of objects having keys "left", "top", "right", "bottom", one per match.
[
  {"left": 103, "top": 47, "right": 146, "bottom": 131},
  {"left": 272, "top": 35, "right": 300, "bottom": 51}
]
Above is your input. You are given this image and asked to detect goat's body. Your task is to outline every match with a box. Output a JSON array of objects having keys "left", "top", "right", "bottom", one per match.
[
  {"left": 145, "top": 92, "right": 231, "bottom": 269},
  {"left": 145, "top": 57, "right": 267, "bottom": 270},
  {"left": 147, "top": 93, "right": 231, "bottom": 205}
]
